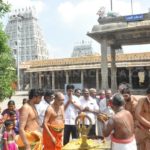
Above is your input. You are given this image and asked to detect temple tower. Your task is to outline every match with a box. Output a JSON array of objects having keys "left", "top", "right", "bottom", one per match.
[
  {"left": 5, "top": 7, "right": 49, "bottom": 62},
  {"left": 71, "top": 40, "right": 93, "bottom": 57}
]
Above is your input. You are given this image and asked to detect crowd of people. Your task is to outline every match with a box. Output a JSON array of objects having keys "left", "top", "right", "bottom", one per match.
[{"left": 0, "top": 83, "right": 149, "bottom": 150}]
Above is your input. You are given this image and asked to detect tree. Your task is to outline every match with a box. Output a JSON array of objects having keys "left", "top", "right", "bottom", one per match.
[{"left": 0, "top": 1, "right": 16, "bottom": 101}]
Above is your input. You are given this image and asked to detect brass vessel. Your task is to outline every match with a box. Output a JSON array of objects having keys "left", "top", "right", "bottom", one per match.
[{"left": 63, "top": 112, "right": 110, "bottom": 150}]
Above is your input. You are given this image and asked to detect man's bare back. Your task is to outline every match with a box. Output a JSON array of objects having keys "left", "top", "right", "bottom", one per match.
[
  {"left": 113, "top": 109, "right": 134, "bottom": 139},
  {"left": 102, "top": 94, "right": 135, "bottom": 140}
]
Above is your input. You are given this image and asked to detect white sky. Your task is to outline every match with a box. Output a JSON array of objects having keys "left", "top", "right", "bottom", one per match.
[{"left": 3, "top": 0, "right": 150, "bottom": 58}]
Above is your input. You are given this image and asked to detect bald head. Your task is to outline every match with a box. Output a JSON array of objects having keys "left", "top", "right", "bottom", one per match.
[{"left": 54, "top": 92, "right": 64, "bottom": 105}]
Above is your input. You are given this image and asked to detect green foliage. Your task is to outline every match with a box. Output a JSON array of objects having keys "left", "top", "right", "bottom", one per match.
[
  {"left": 0, "top": 1, "right": 16, "bottom": 101},
  {"left": 0, "top": 0, "right": 10, "bottom": 18}
]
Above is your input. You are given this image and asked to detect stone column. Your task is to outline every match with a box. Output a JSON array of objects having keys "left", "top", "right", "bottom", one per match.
[
  {"left": 101, "top": 40, "right": 108, "bottom": 89},
  {"left": 29, "top": 72, "right": 33, "bottom": 89},
  {"left": 19, "top": 70, "right": 24, "bottom": 90},
  {"left": 96, "top": 69, "right": 99, "bottom": 91},
  {"left": 47, "top": 73, "right": 50, "bottom": 88},
  {"left": 52, "top": 71, "right": 55, "bottom": 90},
  {"left": 35, "top": 73, "right": 39, "bottom": 88},
  {"left": 110, "top": 45, "right": 117, "bottom": 93},
  {"left": 81, "top": 70, "right": 84, "bottom": 87},
  {"left": 39, "top": 72, "right": 42, "bottom": 88},
  {"left": 65, "top": 71, "right": 69, "bottom": 84},
  {"left": 129, "top": 68, "right": 132, "bottom": 88}
]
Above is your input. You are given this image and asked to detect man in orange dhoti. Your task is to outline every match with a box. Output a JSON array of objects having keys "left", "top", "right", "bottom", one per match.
[{"left": 43, "top": 92, "right": 64, "bottom": 150}]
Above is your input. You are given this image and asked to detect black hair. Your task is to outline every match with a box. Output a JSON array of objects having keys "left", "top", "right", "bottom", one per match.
[
  {"left": 112, "top": 93, "right": 125, "bottom": 107},
  {"left": 4, "top": 120, "right": 13, "bottom": 127},
  {"left": 75, "top": 88, "right": 81, "bottom": 93},
  {"left": 23, "top": 98, "right": 27, "bottom": 102},
  {"left": 118, "top": 82, "right": 130, "bottom": 92},
  {"left": 120, "top": 88, "right": 131, "bottom": 95},
  {"left": 146, "top": 87, "right": 150, "bottom": 94},
  {"left": 8, "top": 100, "right": 15, "bottom": 105},
  {"left": 66, "top": 84, "right": 74, "bottom": 90},
  {"left": 9, "top": 110, "right": 16, "bottom": 116},
  {"left": 44, "top": 90, "right": 54, "bottom": 97},
  {"left": 29, "top": 89, "right": 43, "bottom": 100}
]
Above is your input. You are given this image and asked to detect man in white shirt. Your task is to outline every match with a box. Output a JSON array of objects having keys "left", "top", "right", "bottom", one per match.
[
  {"left": 74, "top": 88, "right": 82, "bottom": 98},
  {"left": 64, "top": 84, "right": 81, "bottom": 145},
  {"left": 80, "top": 88, "right": 99, "bottom": 137},
  {"left": 36, "top": 90, "right": 55, "bottom": 127}
]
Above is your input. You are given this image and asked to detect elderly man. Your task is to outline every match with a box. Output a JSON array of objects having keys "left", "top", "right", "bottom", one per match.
[
  {"left": 43, "top": 92, "right": 64, "bottom": 150},
  {"left": 98, "top": 93, "right": 137, "bottom": 150},
  {"left": 135, "top": 87, "right": 150, "bottom": 150},
  {"left": 89, "top": 88, "right": 97, "bottom": 100},
  {"left": 17, "top": 89, "right": 43, "bottom": 150}
]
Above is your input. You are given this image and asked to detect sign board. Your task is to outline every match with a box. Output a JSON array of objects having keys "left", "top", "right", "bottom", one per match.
[{"left": 125, "top": 14, "right": 144, "bottom": 22}]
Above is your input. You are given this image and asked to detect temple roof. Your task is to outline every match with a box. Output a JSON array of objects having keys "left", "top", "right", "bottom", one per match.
[{"left": 20, "top": 52, "right": 150, "bottom": 70}]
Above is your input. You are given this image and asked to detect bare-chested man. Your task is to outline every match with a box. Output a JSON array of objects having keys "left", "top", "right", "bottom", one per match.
[
  {"left": 98, "top": 93, "right": 137, "bottom": 150},
  {"left": 43, "top": 92, "right": 64, "bottom": 150},
  {"left": 121, "top": 88, "right": 138, "bottom": 120},
  {"left": 135, "top": 87, "right": 150, "bottom": 150},
  {"left": 17, "top": 89, "right": 43, "bottom": 150}
]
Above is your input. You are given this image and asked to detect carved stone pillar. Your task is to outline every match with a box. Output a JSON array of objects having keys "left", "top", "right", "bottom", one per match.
[
  {"left": 101, "top": 40, "right": 108, "bottom": 89},
  {"left": 47, "top": 73, "right": 50, "bottom": 88},
  {"left": 39, "top": 72, "right": 42, "bottom": 88},
  {"left": 65, "top": 71, "right": 69, "bottom": 84},
  {"left": 81, "top": 70, "right": 84, "bottom": 87},
  {"left": 129, "top": 68, "right": 132, "bottom": 88},
  {"left": 29, "top": 72, "right": 32, "bottom": 89},
  {"left": 110, "top": 45, "right": 118, "bottom": 93},
  {"left": 52, "top": 71, "right": 55, "bottom": 90},
  {"left": 96, "top": 69, "right": 99, "bottom": 91}
]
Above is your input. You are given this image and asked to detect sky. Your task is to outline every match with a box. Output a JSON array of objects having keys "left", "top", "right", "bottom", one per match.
[{"left": 2, "top": 0, "right": 150, "bottom": 58}]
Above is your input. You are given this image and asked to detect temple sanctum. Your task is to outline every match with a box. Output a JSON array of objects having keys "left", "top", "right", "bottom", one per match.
[{"left": 19, "top": 12, "right": 150, "bottom": 93}]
